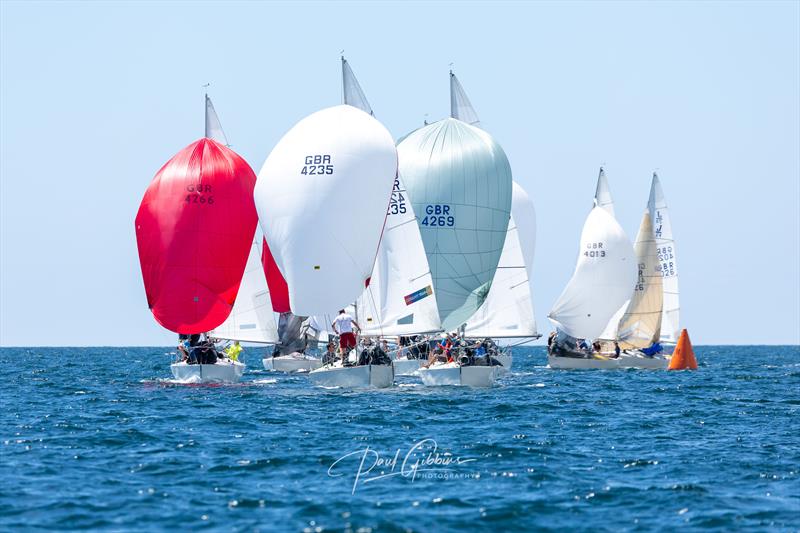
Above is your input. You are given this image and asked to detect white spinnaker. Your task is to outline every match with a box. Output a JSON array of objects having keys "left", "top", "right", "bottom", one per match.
[
  {"left": 548, "top": 207, "right": 637, "bottom": 340},
  {"left": 209, "top": 238, "right": 279, "bottom": 343},
  {"left": 616, "top": 211, "right": 663, "bottom": 349},
  {"left": 357, "top": 176, "right": 442, "bottom": 336},
  {"left": 342, "top": 57, "right": 373, "bottom": 116},
  {"left": 594, "top": 167, "right": 615, "bottom": 218},
  {"left": 205, "top": 95, "right": 229, "bottom": 146},
  {"left": 450, "top": 71, "right": 481, "bottom": 127},
  {"left": 648, "top": 173, "right": 680, "bottom": 343},
  {"left": 254, "top": 105, "right": 397, "bottom": 316},
  {"left": 464, "top": 181, "right": 538, "bottom": 338},
  {"left": 399, "top": 118, "right": 513, "bottom": 331}
]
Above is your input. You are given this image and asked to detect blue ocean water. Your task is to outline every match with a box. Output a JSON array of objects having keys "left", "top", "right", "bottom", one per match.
[{"left": 1, "top": 346, "right": 798, "bottom": 532}]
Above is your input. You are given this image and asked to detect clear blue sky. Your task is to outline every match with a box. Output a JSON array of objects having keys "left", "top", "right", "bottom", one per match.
[{"left": 1, "top": 1, "right": 798, "bottom": 346}]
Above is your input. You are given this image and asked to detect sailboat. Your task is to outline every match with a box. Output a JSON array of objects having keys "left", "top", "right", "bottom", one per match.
[
  {"left": 588, "top": 172, "right": 680, "bottom": 369},
  {"left": 547, "top": 169, "right": 638, "bottom": 369},
  {"left": 403, "top": 71, "right": 513, "bottom": 387},
  {"left": 611, "top": 172, "right": 679, "bottom": 368},
  {"left": 255, "top": 57, "right": 398, "bottom": 388},
  {"left": 136, "top": 94, "right": 256, "bottom": 383},
  {"left": 341, "top": 59, "right": 444, "bottom": 377}
]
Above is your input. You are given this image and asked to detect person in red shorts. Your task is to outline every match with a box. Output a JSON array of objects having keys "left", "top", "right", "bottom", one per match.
[{"left": 332, "top": 309, "right": 361, "bottom": 358}]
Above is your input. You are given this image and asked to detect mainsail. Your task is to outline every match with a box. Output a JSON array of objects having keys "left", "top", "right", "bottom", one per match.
[
  {"left": 209, "top": 238, "right": 279, "bottom": 343},
  {"left": 616, "top": 212, "right": 663, "bottom": 348},
  {"left": 205, "top": 95, "right": 229, "bottom": 146},
  {"left": 464, "top": 181, "right": 538, "bottom": 338},
  {"left": 399, "top": 118, "right": 513, "bottom": 331},
  {"left": 342, "top": 57, "right": 373, "bottom": 116},
  {"left": 135, "top": 138, "right": 257, "bottom": 333},
  {"left": 254, "top": 105, "right": 397, "bottom": 316},
  {"left": 356, "top": 174, "right": 442, "bottom": 336},
  {"left": 648, "top": 173, "right": 680, "bottom": 343},
  {"left": 548, "top": 206, "right": 637, "bottom": 340},
  {"left": 594, "top": 167, "right": 615, "bottom": 218},
  {"left": 450, "top": 71, "right": 480, "bottom": 127}
]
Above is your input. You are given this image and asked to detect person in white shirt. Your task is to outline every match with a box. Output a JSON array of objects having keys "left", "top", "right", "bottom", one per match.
[{"left": 332, "top": 309, "right": 361, "bottom": 355}]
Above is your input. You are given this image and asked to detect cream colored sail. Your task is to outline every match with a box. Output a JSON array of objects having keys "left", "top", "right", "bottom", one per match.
[
  {"left": 616, "top": 212, "right": 663, "bottom": 349},
  {"left": 648, "top": 173, "right": 680, "bottom": 343}
]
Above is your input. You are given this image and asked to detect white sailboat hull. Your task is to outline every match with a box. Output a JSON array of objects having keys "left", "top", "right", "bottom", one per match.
[
  {"left": 617, "top": 351, "right": 670, "bottom": 369},
  {"left": 262, "top": 354, "right": 322, "bottom": 373},
  {"left": 418, "top": 363, "right": 497, "bottom": 387},
  {"left": 170, "top": 361, "right": 245, "bottom": 383},
  {"left": 308, "top": 364, "right": 394, "bottom": 388},
  {"left": 392, "top": 358, "right": 424, "bottom": 376},
  {"left": 496, "top": 354, "right": 512, "bottom": 373},
  {"left": 547, "top": 355, "right": 620, "bottom": 370},
  {"left": 548, "top": 352, "right": 669, "bottom": 370}
]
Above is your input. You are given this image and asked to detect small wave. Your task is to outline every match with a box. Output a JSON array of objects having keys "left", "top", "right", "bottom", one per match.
[{"left": 251, "top": 378, "right": 277, "bottom": 385}]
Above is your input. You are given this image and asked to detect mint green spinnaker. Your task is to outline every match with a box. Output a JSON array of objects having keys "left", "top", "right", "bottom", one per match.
[{"left": 398, "top": 118, "right": 512, "bottom": 331}]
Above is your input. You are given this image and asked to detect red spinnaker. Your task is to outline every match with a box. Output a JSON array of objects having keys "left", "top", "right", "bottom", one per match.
[
  {"left": 135, "top": 138, "right": 257, "bottom": 333},
  {"left": 261, "top": 237, "right": 290, "bottom": 313}
]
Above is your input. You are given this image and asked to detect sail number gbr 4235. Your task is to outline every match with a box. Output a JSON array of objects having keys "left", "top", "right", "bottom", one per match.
[{"left": 300, "top": 154, "right": 333, "bottom": 175}]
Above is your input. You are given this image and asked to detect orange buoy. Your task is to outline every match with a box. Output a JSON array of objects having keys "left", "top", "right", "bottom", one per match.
[{"left": 668, "top": 329, "right": 698, "bottom": 370}]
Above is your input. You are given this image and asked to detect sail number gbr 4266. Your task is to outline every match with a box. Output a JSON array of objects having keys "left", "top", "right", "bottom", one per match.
[{"left": 300, "top": 154, "right": 333, "bottom": 175}]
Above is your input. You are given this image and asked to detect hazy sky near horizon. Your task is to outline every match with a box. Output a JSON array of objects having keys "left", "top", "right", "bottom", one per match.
[{"left": 1, "top": 1, "right": 798, "bottom": 346}]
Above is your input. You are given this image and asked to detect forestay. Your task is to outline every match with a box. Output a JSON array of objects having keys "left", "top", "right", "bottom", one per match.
[
  {"left": 399, "top": 118, "right": 512, "bottom": 331},
  {"left": 464, "top": 181, "right": 538, "bottom": 338},
  {"left": 648, "top": 173, "right": 680, "bottom": 343},
  {"left": 548, "top": 207, "right": 636, "bottom": 340},
  {"left": 209, "top": 238, "right": 279, "bottom": 344},
  {"left": 616, "top": 212, "right": 663, "bottom": 349},
  {"left": 254, "top": 105, "right": 397, "bottom": 316},
  {"left": 135, "top": 138, "right": 257, "bottom": 333}
]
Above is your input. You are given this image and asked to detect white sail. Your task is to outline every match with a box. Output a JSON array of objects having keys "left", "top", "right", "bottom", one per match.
[
  {"left": 342, "top": 57, "right": 373, "bottom": 116},
  {"left": 648, "top": 173, "right": 680, "bottom": 343},
  {"left": 254, "top": 105, "right": 397, "bottom": 316},
  {"left": 450, "top": 71, "right": 480, "bottom": 127},
  {"left": 399, "top": 118, "right": 513, "bottom": 331},
  {"left": 594, "top": 167, "right": 615, "bottom": 218},
  {"left": 209, "top": 238, "right": 279, "bottom": 343},
  {"left": 357, "top": 176, "right": 442, "bottom": 336},
  {"left": 205, "top": 95, "right": 229, "bottom": 146},
  {"left": 548, "top": 206, "right": 637, "bottom": 340},
  {"left": 616, "top": 211, "right": 663, "bottom": 349},
  {"left": 597, "top": 300, "right": 628, "bottom": 340},
  {"left": 464, "top": 181, "right": 538, "bottom": 338}
]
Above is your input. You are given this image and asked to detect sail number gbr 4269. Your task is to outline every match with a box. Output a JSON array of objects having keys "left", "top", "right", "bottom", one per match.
[
  {"left": 420, "top": 204, "right": 455, "bottom": 227},
  {"left": 300, "top": 154, "right": 333, "bottom": 175}
]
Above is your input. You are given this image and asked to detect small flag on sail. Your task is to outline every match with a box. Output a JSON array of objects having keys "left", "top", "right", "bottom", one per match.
[{"left": 405, "top": 285, "right": 433, "bottom": 306}]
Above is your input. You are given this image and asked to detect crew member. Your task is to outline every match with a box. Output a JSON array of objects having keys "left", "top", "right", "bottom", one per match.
[{"left": 332, "top": 309, "right": 360, "bottom": 355}]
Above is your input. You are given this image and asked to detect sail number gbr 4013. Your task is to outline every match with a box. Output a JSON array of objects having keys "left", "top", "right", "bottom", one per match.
[
  {"left": 300, "top": 154, "right": 333, "bottom": 176},
  {"left": 584, "top": 241, "right": 606, "bottom": 258}
]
